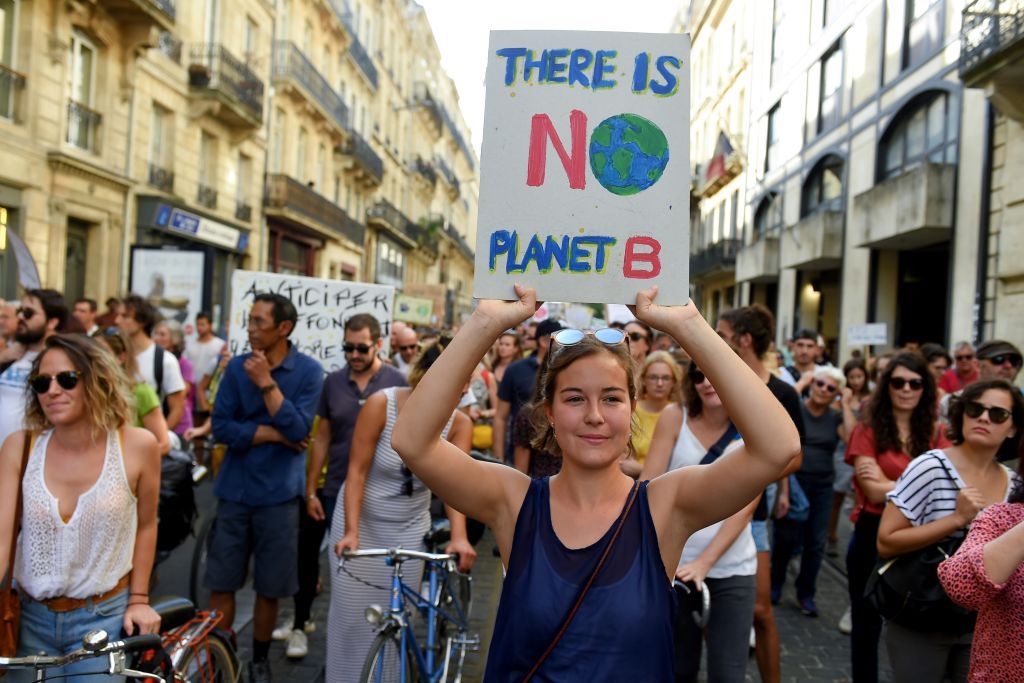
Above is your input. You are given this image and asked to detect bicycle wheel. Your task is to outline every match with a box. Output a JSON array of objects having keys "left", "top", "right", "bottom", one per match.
[
  {"left": 360, "top": 629, "right": 419, "bottom": 683},
  {"left": 173, "top": 631, "right": 239, "bottom": 683},
  {"left": 189, "top": 514, "right": 215, "bottom": 608}
]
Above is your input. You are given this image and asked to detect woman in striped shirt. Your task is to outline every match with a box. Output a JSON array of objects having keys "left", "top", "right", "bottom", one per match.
[{"left": 876, "top": 379, "right": 1021, "bottom": 682}]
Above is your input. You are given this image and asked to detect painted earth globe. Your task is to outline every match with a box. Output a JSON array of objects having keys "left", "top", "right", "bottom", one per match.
[{"left": 588, "top": 113, "right": 670, "bottom": 196}]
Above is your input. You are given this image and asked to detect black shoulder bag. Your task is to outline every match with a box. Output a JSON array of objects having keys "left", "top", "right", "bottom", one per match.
[{"left": 699, "top": 423, "right": 740, "bottom": 465}]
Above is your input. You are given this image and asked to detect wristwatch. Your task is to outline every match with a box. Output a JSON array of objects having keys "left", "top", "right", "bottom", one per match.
[{"left": 260, "top": 382, "right": 277, "bottom": 395}]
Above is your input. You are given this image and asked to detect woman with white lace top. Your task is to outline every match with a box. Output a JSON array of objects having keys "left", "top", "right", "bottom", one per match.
[{"left": 0, "top": 334, "right": 161, "bottom": 682}]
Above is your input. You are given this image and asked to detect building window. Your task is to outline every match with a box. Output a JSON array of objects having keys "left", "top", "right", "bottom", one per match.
[
  {"left": 729, "top": 189, "right": 739, "bottom": 239},
  {"left": 302, "top": 20, "right": 313, "bottom": 58},
  {"left": 878, "top": 90, "right": 956, "bottom": 181},
  {"left": 198, "top": 132, "right": 218, "bottom": 207},
  {"left": 296, "top": 126, "right": 307, "bottom": 179},
  {"left": 236, "top": 153, "right": 252, "bottom": 220},
  {"left": 376, "top": 239, "right": 405, "bottom": 288},
  {"left": 204, "top": 0, "right": 219, "bottom": 45},
  {"left": 902, "top": 0, "right": 943, "bottom": 70},
  {"left": 148, "top": 105, "right": 173, "bottom": 191},
  {"left": 753, "top": 191, "right": 783, "bottom": 240},
  {"left": 770, "top": 0, "right": 787, "bottom": 85},
  {"left": 271, "top": 108, "right": 285, "bottom": 172},
  {"left": 823, "top": 0, "right": 840, "bottom": 26},
  {"left": 277, "top": 235, "right": 311, "bottom": 274},
  {"left": 66, "top": 31, "right": 98, "bottom": 151},
  {"left": 801, "top": 154, "right": 844, "bottom": 217},
  {"left": 765, "top": 102, "right": 782, "bottom": 173},
  {"left": 244, "top": 16, "right": 257, "bottom": 59},
  {"left": 817, "top": 41, "right": 842, "bottom": 134},
  {"left": 316, "top": 143, "right": 326, "bottom": 192},
  {"left": 0, "top": 0, "right": 20, "bottom": 121}
]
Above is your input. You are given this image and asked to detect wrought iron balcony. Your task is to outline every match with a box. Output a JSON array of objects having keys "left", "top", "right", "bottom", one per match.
[
  {"left": 367, "top": 198, "right": 417, "bottom": 245},
  {"left": 235, "top": 202, "right": 252, "bottom": 222},
  {"left": 412, "top": 82, "right": 443, "bottom": 135},
  {"left": 336, "top": 130, "right": 383, "bottom": 185},
  {"left": 439, "top": 104, "right": 476, "bottom": 170},
  {"left": 409, "top": 220, "right": 440, "bottom": 258},
  {"left": 188, "top": 44, "right": 264, "bottom": 127},
  {"left": 99, "top": 0, "right": 175, "bottom": 30},
  {"left": 436, "top": 156, "right": 458, "bottom": 188},
  {"left": 197, "top": 184, "right": 218, "bottom": 209},
  {"left": 273, "top": 42, "right": 349, "bottom": 134},
  {"left": 445, "top": 223, "right": 474, "bottom": 262},
  {"left": 264, "top": 173, "right": 364, "bottom": 245},
  {"left": 0, "top": 64, "right": 26, "bottom": 121},
  {"left": 690, "top": 239, "right": 741, "bottom": 279},
  {"left": 326, "top": 0, "right": 379, "bottom": 88},
  {"left": 412, "top": 156, "right": 438, "bottom": 187},
  {"left": 961, "top": 0, "right": 1024, "bottom": 79},
  {"left": 148, "top": 164, "right": 174, "bottom": 193},
  {"left": 66, "top": 100, "right": 101, "bottom": 152},
  {"left": 156, "top": 32, "right": 182, "bottom": 64}
]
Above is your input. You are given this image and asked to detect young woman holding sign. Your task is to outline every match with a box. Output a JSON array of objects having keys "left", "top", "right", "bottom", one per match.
[{"left": 391, "top": 286, "right": 801, "bottom": 679}]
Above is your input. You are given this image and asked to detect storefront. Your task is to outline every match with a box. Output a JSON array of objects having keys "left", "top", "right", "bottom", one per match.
[
  {"left": 135, "top": 195, "right": 249, "bottom": 334},
  {"left": 266, "top": 217, "right": 323, "bottom": 276}
]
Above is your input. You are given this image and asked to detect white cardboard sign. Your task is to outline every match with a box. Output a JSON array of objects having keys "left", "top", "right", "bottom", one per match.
[
  {"left": 847, "top": 323, "right": 888, "bottom": 346},
  {"left": 473, "top": 31, "right": 691, "bottom": 305},
  {"left": 228, "top": 270, "right": 395, "bottom": 372}
]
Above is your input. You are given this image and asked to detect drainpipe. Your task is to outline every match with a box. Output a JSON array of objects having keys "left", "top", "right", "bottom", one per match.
[
  {"left": 973, "top": 101, "right": 995, "bottom": 345},
  {"left": 119, "top": 58, "right": 139, "bottom": 296}
]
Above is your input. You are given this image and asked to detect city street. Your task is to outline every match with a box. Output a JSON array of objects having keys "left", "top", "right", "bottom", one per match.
[{"left": 155, "top": 483, "right": 892, "bottom": 682}]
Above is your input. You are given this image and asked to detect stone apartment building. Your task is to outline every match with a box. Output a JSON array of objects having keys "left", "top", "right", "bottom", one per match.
[{"left": 0, "top": 0, "right": 478, "bottom": 328}]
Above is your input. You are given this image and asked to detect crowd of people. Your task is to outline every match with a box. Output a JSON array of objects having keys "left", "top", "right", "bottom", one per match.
[{"left": 0, "top": 284, "right": 1022, "bottom": 683}]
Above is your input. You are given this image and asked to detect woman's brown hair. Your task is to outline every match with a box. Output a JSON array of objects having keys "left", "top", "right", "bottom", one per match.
[
  {"left": 25, "top": 334, "right": 135, "bottom": 440},
  {"left": 529, "top": 335, "right": 638, "bottom": 458}
]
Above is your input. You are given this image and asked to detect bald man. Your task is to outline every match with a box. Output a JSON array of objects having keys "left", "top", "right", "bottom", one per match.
[{"left": 392, "top": 327, "right": 420, "bottom": 377}]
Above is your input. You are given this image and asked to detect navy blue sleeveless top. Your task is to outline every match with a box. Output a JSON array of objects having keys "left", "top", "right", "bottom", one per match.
[{"left": 484, "top": 478, "right": 675, "bottom": 681}]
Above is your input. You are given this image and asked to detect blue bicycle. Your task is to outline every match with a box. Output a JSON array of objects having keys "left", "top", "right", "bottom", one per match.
[{"left": 340, "top": 548, "right": 478, "bottom": 683}]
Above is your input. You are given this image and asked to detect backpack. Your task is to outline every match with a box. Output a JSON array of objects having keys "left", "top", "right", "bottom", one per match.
[
  {"left": 156, "top": 449, "right": 197, "bottom": 553},
  {"left": 152, "top": 344, "right": 170, "bottom": 417}
]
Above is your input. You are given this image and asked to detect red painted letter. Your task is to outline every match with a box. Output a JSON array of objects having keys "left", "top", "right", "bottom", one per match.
[
  {"left": 623, "top": 236, "right": 662, "bottom": 279},
  {"left": 526, "top": 109, "right": 587, "bottom": 190}
]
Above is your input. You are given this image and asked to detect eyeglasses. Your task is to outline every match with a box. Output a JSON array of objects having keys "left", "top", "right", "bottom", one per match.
[
  {"left": 963, "top": 401, "right": 1012, "bottom": 424},
  {"left": 814, "top": 379, "right": 839, "bottom": 393},
  {"left": 689, "top": 367, "right": 707, "bottom": 385},
  {"left": 954, "top": 354, "right": 974, "bottom": 361},
  {"left": 645, "top": 374, "right": 674, "bottom": 384},
  {"left": 29, "top": 371, "right": 81, "bottom": 394},
  {"left": 983, "top": 353, "right": 1023, "bottom": 368},
  {"left": 627, "top": 331, "right": 649, "bottom": 344},
  {"left": 397, "top": 344, "right": 419, "bottom": 352},
  {"left": 245, "top": 316, "right": 275, "bottom": 330},
  {"left": 343, "top": 342, "right": 374, "bottom": 355},
  {"left": 17, "top": 307, "right": 37, "bottom": 320},
  {"left": 890, "top": 377, "right": 925, "bottom": 391}
]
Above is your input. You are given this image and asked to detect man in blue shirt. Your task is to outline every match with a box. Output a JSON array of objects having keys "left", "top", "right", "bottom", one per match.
[{"left": 209, "top": 293, "right": 322, "bottom": 683}]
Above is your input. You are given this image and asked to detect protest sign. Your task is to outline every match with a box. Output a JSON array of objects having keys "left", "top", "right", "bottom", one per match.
[
  {"left": 847, "top": 323, "right": 888, "bottom": 346},
  {"left": 474, "top": 30, "right": 691, "bottom": 305},
  {"left": 228, "top": 270, "right": 394, "bottom": 372},
  {"left": 395, "top": 294, "right": 434, "bottom": 325},
  {"left": 130, "top": 247, "right": 205, "bottom": 339}
]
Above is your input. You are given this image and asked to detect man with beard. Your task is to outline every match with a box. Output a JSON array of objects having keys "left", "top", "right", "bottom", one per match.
[
  {"left": 209, "top": 293, "right": 322, "bottom": 682},
  {"left": 0, "top": 289, "right": 68, "bottom": 444}
]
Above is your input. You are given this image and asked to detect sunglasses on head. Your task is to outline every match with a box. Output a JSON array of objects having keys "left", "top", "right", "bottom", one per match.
[
  {"left": 963, "top": 400, "right": 1012, "bottom": 424},
  {"left": 814, "top": 379, "right": 839, "bottom": 393},
  {"left": 550, "top": 327, "right": 627, "bottom": 351},
  {"left": 688, "top": 367, "right": 707, "bottom": 385},
  {"left": 29, "top": 371, "right": 81, "bottom": 394},
  {"left": 343, "top": 342, "right": 374, "bottom": 354},
  {"left": 890, "top": 377, "right": 924, "bottom": 391},
  {"left": 984, "top": 353, "right": 1023, "bottom": 368}
]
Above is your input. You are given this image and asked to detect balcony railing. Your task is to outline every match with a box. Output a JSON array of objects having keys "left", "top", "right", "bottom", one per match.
[
  {"left": 412, "top": 82, "right": 444, "bottom": 133},
  {"left": 367, "top": 198, "right": 417, "bottom": 243},
  {"left": 690, "top": 239, "right": 741, "bottom": 279},
  {"left": 439, "top": 104, "right": 475, "bottom": 170},
  {"left": 273, "top": 42, "right": 349, "bottom": 134},
  {"left": 148, "top": 164, "right": 174, "bottom": 193},
  {"left": 235, "top": 202, "right": 252, "bottom": 222},
  {"left": 412, "top": 156, "right": 438, "bottom": 186},
  {"left": 150, "top": 0, "right": 175, "bottom": 19},
  {"left": 0, "top": 64, "right": 26, "bottom": 121},
  {"left": 67, "top": 100, "right": 101, "bottom": 152},
  {"left": 188, "top": 44, "right": 264, "bottom": 125},
  {"left": 435, "top": 156, "right": 458, "bottom": 188},
  {"left": 446, "top": 223, "right": 474, "bottom": 262},
  {"left": 100, "top": 0, "right": 175, "bottom": 27},
  {"left": 156, "top": 32, "right": 182, "bottom": 64},
  {"left": 337, "top": 130, "right": 384, "bottom": 183},
  {"left": 264, "top": 173, "right": 364, "bottom": 245},
  {"left": 326, "top": 0, "right": 379, "bottom": 88},
  {"left": 197, "top": 184, "right": 218, "bottom": 209},
  {"left": 961, "top": 0, "right": 1024, "bottom": 79}
]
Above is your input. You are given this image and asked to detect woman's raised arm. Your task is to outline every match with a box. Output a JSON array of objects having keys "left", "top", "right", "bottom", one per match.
[
  {"left": 391, "top": 286, "right": 537, "bottom": 539},
  {"left": 635, "top": 288, "right": 800, "bottom": 535}
]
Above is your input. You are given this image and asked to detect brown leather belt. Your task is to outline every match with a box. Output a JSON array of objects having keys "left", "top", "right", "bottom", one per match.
[{"left": 32, "top": 574, "right": 131, "bottom": 613}]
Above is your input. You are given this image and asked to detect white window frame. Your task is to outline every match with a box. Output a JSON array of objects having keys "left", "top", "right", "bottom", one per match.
[{"left": 66, "top": 30, "right": 98, "bottom": 150}]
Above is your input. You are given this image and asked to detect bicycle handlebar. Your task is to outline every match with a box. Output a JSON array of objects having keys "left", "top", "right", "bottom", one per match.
[
  {"left": 0, "top": 633, "right": 163, "bottom": 669},
  {"left": 341, "top": 547, "right": 456, "bottom": 563}
]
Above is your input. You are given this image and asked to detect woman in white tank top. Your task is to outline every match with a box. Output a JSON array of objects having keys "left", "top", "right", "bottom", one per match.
[
  {"left": 0, "top": 334, "right": 161, "bottom": 682},
  {"left": 641, "top": 362, "right": 759, "bottom": 683}
]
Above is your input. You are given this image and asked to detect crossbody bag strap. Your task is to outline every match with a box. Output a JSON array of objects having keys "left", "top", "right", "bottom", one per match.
[
  {"left": 3, "top": 432, "right": 33, "bottom": 594},
  {"left": 523, "top": 481, "right": 640, "bottom": 682}
]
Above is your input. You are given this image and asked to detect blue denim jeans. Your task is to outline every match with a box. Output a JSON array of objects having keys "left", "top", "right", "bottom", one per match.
[
  {"left": 11, "top": 589, "right": 128, "bottom": 682},
  {"left": 770, "top": 474, "right": 834, "bottom": 600}
]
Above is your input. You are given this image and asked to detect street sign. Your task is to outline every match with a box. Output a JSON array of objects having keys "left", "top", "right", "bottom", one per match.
[{"left": 473, "top": 30, "right": 691, "bottom": 305}]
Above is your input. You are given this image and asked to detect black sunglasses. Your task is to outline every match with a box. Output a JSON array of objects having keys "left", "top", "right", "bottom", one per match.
[
  {"left": 890, "top": 377, "right": 924, "bottom": 391},
  {"left": 689, "top": 367, "right": 707, "bottom": 386},
  {"left": 954, "top": 354, "right": 974, "bottom": 361},
  {"left": 627, "top": 331, "right": 649, "bottom": 343},
  {"left": 397, "top": 344, "right": 419, "bottom": 352},
  {"left": 17, "top": 307, "right": 37, "bottom": 320},
  {"left": 343, "top": 342, "right": 374, "bottom": 354},
  {"left": 814, "top": 379, "right": 839, "bottom": 393},
  {"left": 963, "top": 401, "right": 1012, "bottom": 424},
  {"left": 29, "top": 371, "right": 81, "bottom": 394},
  {"left": 984, "top": 354, "right": 1023, "bottom": 368}
]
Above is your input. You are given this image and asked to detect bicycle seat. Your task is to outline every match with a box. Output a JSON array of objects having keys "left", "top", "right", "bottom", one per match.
[{"left": 150, "top": 595, "right": 197, "bottom": 632}]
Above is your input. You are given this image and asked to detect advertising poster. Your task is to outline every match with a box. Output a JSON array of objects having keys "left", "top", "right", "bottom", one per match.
[
  {"left": 130, "top": 247, "right": 206, "bottom": 337},
  {"left": 474, "top": 30, "right": 691, "bottom": 304},
  {"left": 228, "top": 270, "right": 395, "bottom": 372}
]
